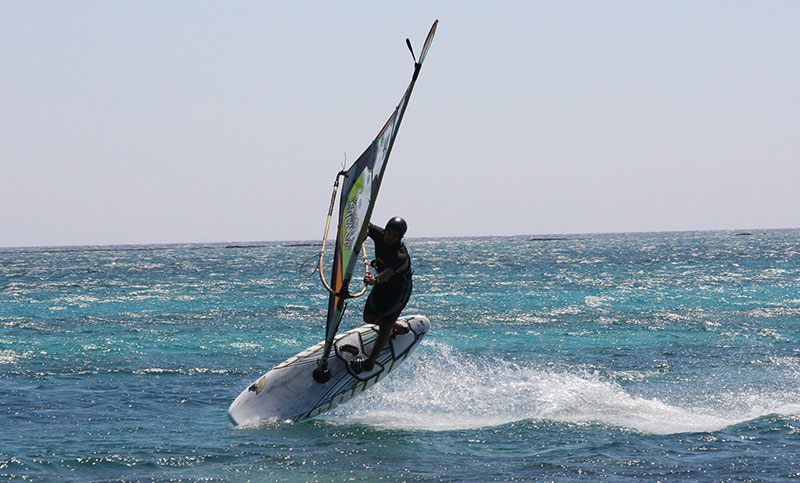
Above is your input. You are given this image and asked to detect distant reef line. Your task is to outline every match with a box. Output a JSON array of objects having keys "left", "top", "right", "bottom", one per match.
[{"left": 3, "top": 228, "right": 798, "bottom": 253}]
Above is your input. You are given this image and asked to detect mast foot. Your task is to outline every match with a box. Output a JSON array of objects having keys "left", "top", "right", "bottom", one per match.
[{"left": 313, "top": 367, "right": 331, "bottom": 383}]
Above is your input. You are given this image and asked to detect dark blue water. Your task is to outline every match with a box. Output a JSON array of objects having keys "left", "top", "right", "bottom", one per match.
[{"left": 2, "top": 231, "right": 800, "bottom": 480}]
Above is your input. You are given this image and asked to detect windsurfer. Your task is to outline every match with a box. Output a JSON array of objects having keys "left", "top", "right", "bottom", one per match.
[{"left": 353, "top": 217, "right": 413, "bottom": 373}]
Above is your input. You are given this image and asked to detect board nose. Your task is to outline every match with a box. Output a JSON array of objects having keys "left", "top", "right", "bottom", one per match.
[{"left": 409, "top": 315, "right": 431, "bottom": 334}]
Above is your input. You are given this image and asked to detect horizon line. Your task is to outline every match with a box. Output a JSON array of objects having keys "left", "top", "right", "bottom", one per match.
[{"left": 2, "top": 226, "right": 798, "bottom": 254}]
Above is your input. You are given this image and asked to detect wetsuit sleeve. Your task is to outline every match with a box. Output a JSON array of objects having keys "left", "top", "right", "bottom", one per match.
[
  {"left": 386, "top": 246, "right": 411, "bottom": 276},
  {"left": 367, "top": 223, "right": 383, "bottom": 241}
]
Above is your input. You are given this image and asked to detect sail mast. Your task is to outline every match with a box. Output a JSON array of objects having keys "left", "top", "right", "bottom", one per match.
[{"left": 313, "top": 20, "right": 438, "bottom": 383}]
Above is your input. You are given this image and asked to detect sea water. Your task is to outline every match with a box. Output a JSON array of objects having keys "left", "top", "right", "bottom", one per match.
[{"left": 1, "top": 230, "right": 799, "bottom": 481}]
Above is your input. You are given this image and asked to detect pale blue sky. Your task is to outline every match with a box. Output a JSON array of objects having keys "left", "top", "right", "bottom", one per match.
[{"left": 2, "top": 1, "right": 799, "bottom": 247}]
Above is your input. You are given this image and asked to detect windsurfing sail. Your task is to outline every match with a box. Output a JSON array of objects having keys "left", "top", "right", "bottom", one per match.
[{"left": 313, "top": 20, "right": 438, "bottom": 382}]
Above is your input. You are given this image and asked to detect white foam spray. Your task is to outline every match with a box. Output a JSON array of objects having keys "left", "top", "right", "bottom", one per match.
[{"left": 329, "top": 341, "right": 800, "bottom": 435}]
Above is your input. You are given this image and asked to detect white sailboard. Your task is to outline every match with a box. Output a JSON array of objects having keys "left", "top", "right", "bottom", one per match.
[
  {"left": 228, "top": 20, "right": 438, "bottom": 426},
  {"left": 228, "top": 315, "right": 430, "bottom": 425}
]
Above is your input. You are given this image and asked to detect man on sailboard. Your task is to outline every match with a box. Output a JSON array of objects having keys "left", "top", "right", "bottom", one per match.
[{"left": 352, "top": 217, "right": 413, "bottom": 373}]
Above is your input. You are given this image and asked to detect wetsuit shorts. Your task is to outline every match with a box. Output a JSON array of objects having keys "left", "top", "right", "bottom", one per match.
[{"left": 364, "top": 277, "right": 413, "bottom": 326}]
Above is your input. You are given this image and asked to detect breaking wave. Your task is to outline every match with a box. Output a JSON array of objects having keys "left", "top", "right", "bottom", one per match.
[{"left": 331, "top": 341, "right": 800, "bottom": 435}]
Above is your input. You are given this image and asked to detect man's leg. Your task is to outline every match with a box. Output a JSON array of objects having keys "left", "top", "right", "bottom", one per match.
[
  {"left": 365, "top": 311, "right": 405, "bottom": 331},
  {"left": 361, "top": 289, "right": 409, "bottom": 371},
  {"left": 365, "top": 315, "right": 399, "bottom": 367}
]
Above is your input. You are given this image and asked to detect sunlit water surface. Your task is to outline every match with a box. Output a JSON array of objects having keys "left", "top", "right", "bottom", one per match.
[{"left": 2, "top": 230, "right": 800, "bottom": 480}]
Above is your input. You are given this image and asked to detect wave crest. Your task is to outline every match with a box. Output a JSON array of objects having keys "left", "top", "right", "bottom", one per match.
[{"left": 329, "top": 342, "right": 800, "bottom": 434}]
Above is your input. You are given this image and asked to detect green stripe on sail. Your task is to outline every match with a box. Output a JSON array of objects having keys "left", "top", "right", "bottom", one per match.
[{"left": 340, "top": 172, "right": 365, "bottom": 276}]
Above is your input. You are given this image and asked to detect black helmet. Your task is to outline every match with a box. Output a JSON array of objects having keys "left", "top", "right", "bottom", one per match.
[{"left": 385, "top": 217, "right": 407, "bottom": 237}]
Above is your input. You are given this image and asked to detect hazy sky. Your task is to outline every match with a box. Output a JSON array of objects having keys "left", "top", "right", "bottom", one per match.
[{"left": 2, "top": 1, "right": 799, "bottom": 247}]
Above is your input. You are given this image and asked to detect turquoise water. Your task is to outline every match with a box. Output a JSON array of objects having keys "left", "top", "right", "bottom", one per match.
[{"left": 2, "top": 230, "right": 800, "bottom": 481}]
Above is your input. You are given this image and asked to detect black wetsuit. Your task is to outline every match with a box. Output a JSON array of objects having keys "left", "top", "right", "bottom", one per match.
[{"left": 364, "top": 223, "right": 413, "bottom": 324}]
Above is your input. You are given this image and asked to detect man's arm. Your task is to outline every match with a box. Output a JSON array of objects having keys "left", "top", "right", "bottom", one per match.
[
  {"left": 364, "top": 268, "right": 394, "bottom": 285},
  {"left": 372, "top": 250, "right": 407, "bottom": 284},
  {"left": 375, "top": 267, "right": 395, "bottom": 284},
  {"left": 367, "top": 223, "right": 382, "bottom": 241}
]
